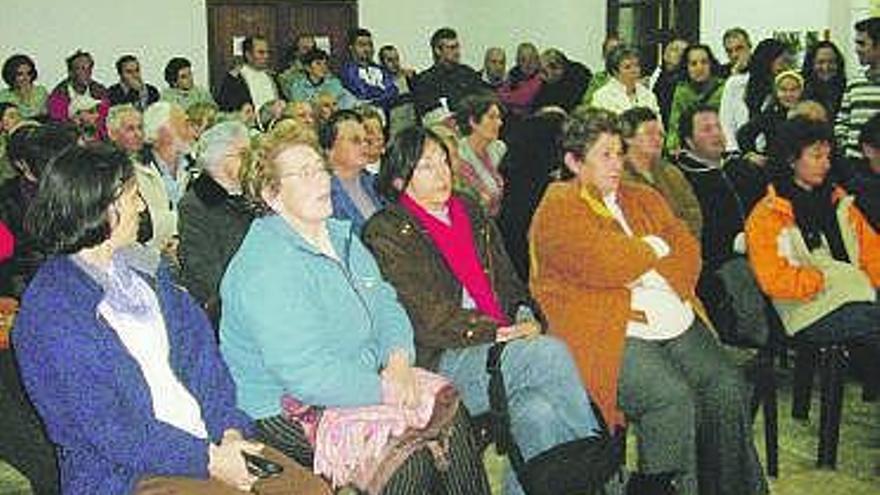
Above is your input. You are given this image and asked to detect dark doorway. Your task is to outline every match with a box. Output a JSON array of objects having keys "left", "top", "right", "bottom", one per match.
[
  {"left": 607, "top": 0, "right": 700, "bottom": 73},
  {"left": 206, "top": 0, "right": 357, "bottom": 92}
]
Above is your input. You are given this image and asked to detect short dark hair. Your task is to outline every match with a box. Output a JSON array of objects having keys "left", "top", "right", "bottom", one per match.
[
  {"left": 26, "top": 144, "right": 134, "bottom": 254},
  {"left": 722, "top": 27, "right": 751, "bottom": 47},
  {"left": 855, "top": 17, "right": 880, "bottom": 44},
  {"left": 678, "top": 103, "right": 718, "bottom": 144},
  {"left": 430, "top": 27, "right": 458, "bottom": 51},
  {"left": 454, "top": 92, "right": 503, "bottom": 135},
  {"left": 347, "top": 27, "right": 372, "bottom": 47},
  {"left": 242, "top": 36, "right": 266, "bottom": 56},
  {"left": 559, "top": 108, "right": 622, "bottom": 180},
  {"left": 7, "top": 124, "right": 78, "bottom": 181},
  {"left": 319, "top": 108, "right": 363, "bottom": 150},
  {"left": 859, "top": 112, "right": 880, "bottom": 149},
  {"left": 605, "top": 45, "right": 640, "bottom": 76},
  {"left": 377, "top": 126, "right": 450, "bottom": 202},
  {"left": 2, "top": 54, "right": 38, "bottom": 88},
  {"left": 301, "top": 48, "right": 329, "bottom": 66},
  {"left": 65, "top": 50, "right": 93, "bottom": 72},
  {"left": 777, "top": 117, "right": 833, "bottom": 165},
  {"left": 379, "top": 45, "right": 397, "bottom": 63},
  {"left": 164, "top": 57, "right": 191, "bottom": 87},
  {"left": 619, "top": 106, "right": 660, "bottom": 138},
  {"left": 802, "top": 40, "right": 846, "bottom": 88},
  {"left": 115, "top": 54, "right": 138, "bottom": 76}
]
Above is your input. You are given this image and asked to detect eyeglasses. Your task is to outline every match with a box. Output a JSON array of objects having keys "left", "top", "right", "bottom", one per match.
[{"left": 279, "top": 165, "right": 331, "bottom": 181}]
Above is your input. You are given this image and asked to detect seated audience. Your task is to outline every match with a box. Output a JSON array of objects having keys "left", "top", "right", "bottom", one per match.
[
  {"left": 46, "top": 50, "right": 110, "bottom": 133},
  {"left": 139, "top": 101, "right": 197, "bottom": 253},
  {"left": 14, "top": 144, "right": 324, "bottom": 495},
  {"left": 591, "top": 45, "right": 660, "bottom": 117},
  {"left": 161, "top": 57, "right": 216, "bottom": 110},
  {"left": 529, "top": 108, "right": 768, "bottom": 495},
  {"left": 676, "top": 104, "right": 766, "bottom": 270},
  {"left": 187, "top": 100, "right": 220, "bottom": 139},
  {"left": 179, "top": 121, "right": 254, "bottom": 325},
  {"left": 802, "top": 40, "right": 847, "bottom": 119},
  {"left": 746, "top": 117, "right": 880, "bottom": 373},
  {"left": 497, "top": 42, "right": 543, "bottom": 116},
  {"left": 357, "top": 105, "right": 386, "bottom": 173},
  {"left": 665, "top": 44, "right": 725, "bottom": 152},
  {"left": 0, "top": 54, "right": 48, "bottom": 119},
  {"left": 652, "top": 38, "right": 688, "bottom": 125},
  {"left": 720, "top": 38, "right": 789, "bottom": 153},
  {"left": 480, "top": 47, "right": 507, "bottom": 88},
  {"left": 721, "top": 27, "right": 752, "bottom": 77},
  {"left": 0, "top": 102, "right": 22, "bottom": 185},
  {"left": 454, "top": 92, "right": 507, "bottom": 216},
  {"left": 217, "top": 36, "right": 281, "bottom": 114},
  {"left": 581, "top": 34, "right": 621, "bottom": 105},
  {"left": 412, "top": 27, "right": 485, "bottom": 118},
  {"left": 323, "top": 110, "right": 383, "bottom": 232},
  {"left": 219, "top": 122, "right": 491, "bottom": 495},
  {"left": 1, "top": 123, "right": 77, "bottom": 297},
  {"left": 846, "top": 112, "right": 880, "bottom": 230},
  {"left": 362, "top": 126, "right": 603, "bottom": 495},
  {"left": 621, "top": 106, "right": 702, "bottom": 237},
  {"left": 737, "top": 70, "right": 804, "bottom": 165},
  {"left": 278, "top": 33, "right": 315, "bottom": 95},
  {"left": 108, "top": 55, "right": 159, "bottom": 111},
  {"left": 340, "top": 28, "right": 398, "bottom": 113},
  {"left": 378, "top": 44, "right": 417, "bottom": 135},
  {"left": 532, "top": 48, "right": 591, "bottom": 112},
  {"left": 287, "top": 48, "right": 358, "bottom": 110}
]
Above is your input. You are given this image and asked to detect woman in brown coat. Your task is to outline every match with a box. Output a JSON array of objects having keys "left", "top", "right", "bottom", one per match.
[{"left": 529, "top": 108, "right": 767, "bottom": 495}]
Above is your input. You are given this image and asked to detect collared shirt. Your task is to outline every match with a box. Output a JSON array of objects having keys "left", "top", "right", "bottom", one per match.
[
  {"left": 153, "top": 153, "right": 190, "bottom": 207},
  {"left": 603, "top": 192, "right": 694, "bottom": 340}
]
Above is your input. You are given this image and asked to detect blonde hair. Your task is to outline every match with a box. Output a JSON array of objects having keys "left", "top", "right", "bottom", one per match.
[
  {"left": 240, "top": 119, "right": 320, "bottom": 213},
  {"left": 787, "top": 99, "right": 829, "bottom": 123}
]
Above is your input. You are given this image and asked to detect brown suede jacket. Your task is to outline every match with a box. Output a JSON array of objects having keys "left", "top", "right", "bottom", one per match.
[{"left": 362, "top": 197, "right": 538, "bottom": 371}]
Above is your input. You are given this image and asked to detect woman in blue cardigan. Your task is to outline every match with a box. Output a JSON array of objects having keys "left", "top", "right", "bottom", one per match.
[{"left": 12, "top": 144, "right": 325, "bottom": 494}]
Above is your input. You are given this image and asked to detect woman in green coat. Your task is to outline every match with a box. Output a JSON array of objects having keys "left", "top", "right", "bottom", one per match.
[{"left": 666, "top": 44, "right": 726, "bottom": 153}]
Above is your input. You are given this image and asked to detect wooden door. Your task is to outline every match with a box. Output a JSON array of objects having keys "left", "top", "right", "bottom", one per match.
[
  {"left": 607, "top": 0, "right": 700, "bottom": 73},
  {"left": 206, "top": 0, "right": 357, "bottom": 93}
]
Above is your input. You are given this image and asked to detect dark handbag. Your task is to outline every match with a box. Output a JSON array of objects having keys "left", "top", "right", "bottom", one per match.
[{"left": 486, "top": 342, "right": 623, "bottom": 495}]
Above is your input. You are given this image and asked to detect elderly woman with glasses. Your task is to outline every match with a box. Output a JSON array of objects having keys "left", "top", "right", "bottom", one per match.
[{"left": 219, "top": 121, "right": 491, "bottom": 495}]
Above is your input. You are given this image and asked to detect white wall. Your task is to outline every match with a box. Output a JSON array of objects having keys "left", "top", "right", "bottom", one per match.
[
  {"left": 361, "top": 0, "right": 606, "bottom": 73},
  {"left": 0, "top": 0, "right": 208, "bottom": 93}
]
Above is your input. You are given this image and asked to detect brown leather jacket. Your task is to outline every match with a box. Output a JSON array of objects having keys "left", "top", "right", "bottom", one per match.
[{"left": 362, "top": 197, "right": 538, "bottom": 370}]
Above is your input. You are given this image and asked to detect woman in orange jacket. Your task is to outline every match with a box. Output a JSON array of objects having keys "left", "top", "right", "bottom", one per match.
[
  {"left": 530, "top": 108, "right": 767, "bottom": 495},
  {"left": 746, "top": 117, "right": 880, "bottom": 358}
]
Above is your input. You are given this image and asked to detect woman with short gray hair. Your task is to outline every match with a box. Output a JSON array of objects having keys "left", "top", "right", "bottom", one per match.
[
  {"left": 591, "top": 45, "right": 660, "bottom": 118},
  {"left": 178, "top": 120, "right": 253, "bottom": 325}
]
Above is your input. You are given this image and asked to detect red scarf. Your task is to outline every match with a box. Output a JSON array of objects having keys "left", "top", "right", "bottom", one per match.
[{"left": 400, "top": 194, "right": 509, "bottom": 325}]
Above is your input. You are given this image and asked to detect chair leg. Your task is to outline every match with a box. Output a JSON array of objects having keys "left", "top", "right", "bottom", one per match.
[
  {"left": 817, "top": 346, "right": 847, "bottom": 469},
  {"left": 759, "top": 348, "right": 779, "bottom": 478},
  {"left": 792, "top": 346, "right": 817, "bottom": 420}
]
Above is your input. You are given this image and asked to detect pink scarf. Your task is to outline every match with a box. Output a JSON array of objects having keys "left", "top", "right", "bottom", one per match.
[{"left": 400, "top": 194, "right": 508, "bottom": 324}]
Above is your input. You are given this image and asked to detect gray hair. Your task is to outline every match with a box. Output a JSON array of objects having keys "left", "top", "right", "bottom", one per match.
[
  {"left": 106, "top": 104, "right": 140, "bottom": 133},
  {"left": 196, "top": 120, "right": 250, "bottom": 173},
  {"left": 142, "top": 101, "right": 182, "bottom": 143}
]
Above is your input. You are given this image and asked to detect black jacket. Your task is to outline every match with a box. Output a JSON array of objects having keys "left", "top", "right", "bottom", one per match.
[
  {"left": 107, "top": 83, "right": 160, "bottom": 111},
  {"left": 178, "top": 173, "right": 255, "bottom": 325},
  {"left": 846, "top": 166, "right": 880, "bottom": 232},
  {"left": 412, "top": 62, "right": 486, "bottom": 117},
  {"left": 215, "top": 70, "right": 282, "bottom": 112},
  {"left": 532, "top": 61, "right": 592, "bottom": 112},
  {"left": 676, "top": 153, "right": 767, "bottom": 269}
]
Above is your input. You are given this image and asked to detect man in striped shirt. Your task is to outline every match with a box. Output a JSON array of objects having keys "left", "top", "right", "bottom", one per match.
[{"left": 836, "top": 17, "right": 880, "bottom": 159}]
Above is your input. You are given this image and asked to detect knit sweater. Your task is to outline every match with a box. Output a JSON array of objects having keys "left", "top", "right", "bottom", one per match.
[
  {"left": 12, "top": 256, "right": 252, "bottom": 495},
  {"left": 529, "top": 181, "right": 703, "bottom": 426}
]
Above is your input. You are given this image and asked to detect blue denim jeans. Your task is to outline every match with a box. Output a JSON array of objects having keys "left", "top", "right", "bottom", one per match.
[{"left": 438, "top": 335, "right": 600, "bottom": 495}]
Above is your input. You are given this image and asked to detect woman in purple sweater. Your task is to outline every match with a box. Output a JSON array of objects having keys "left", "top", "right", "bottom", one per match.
[{"left": 11, "top": 144, "right": 313, "bottom": 494}]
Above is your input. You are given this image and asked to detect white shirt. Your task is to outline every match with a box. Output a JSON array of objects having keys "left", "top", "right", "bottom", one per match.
[
  {"left": 719, "top": 73, "right": 750, "bottom": 152},
  {"left": 591, "top": 78, "right": 661, "bottom": 119},
  {"left": 97, "top": 272, "right": 207, "bottom": 438},
  {"left": 240, "top": 64, "right": 278, "bottom": 112},
  {"left": 603, "top": 193, "right": 694, "bottom": 340}
]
